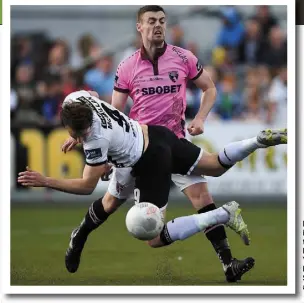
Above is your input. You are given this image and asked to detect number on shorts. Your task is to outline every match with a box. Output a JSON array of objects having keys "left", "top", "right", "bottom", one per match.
[{"left": 134, "top": 188, "right": 140, "bottom": 204}]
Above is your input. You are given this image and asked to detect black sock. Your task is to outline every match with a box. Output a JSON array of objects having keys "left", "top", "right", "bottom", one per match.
[
  {"left": 198, "top": 204, "right": 232, "bottom": 267},
  {"left": 78, "top": 197, "right": 110, "bottom": 239}
]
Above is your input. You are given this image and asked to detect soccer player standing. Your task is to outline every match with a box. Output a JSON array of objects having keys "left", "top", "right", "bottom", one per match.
[{"left": 111, "top": 5, "right": 252, "bottom": 282}]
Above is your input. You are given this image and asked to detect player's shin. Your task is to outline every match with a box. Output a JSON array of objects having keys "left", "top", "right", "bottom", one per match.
[
  {"left": 198, "top": 204, "right": 232, "bottom": 268},
  {"left": 218, "top": 137, "right": 261, "bottom": 168},
  {"left": 158, "top": 207, "right": 229, "bottom": 246},
  {"left": 77, "top": 197, "right": 110, "bottom": 240}
]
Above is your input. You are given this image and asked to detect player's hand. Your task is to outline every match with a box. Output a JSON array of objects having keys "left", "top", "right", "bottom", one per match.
[
  {"left": 17, "top": 166, "right": 47, "bottom": 187},
  {"left": 61, "top": 137, "right": 79, "bottom": 153},
  {"left": 101, "top": 163, "right": 113, "bottom": 181},
  {"left": 187, "top": 117, "right": 204, "bottom": 136}
]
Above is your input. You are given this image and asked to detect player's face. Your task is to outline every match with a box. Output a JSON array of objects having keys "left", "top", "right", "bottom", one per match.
[
  {"left": 137, "top": 11, "right": 166, "bottom": 46},
  {"left": 67, "top": 126, "right": 91, "bottom": 143}
]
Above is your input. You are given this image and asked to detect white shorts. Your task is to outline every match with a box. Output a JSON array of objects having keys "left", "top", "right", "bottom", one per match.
[{"left": 107, "top": 167, "right": 208, "bottom": 202}]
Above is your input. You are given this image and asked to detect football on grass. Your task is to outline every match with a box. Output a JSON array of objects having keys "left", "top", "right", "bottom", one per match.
[{"left": 125, "top": 202, "right": 165, "bottom": 241}]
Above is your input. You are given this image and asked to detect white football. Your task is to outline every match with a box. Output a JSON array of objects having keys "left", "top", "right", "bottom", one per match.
[{"left": 125, "top": 202, "right": 165, "bottom": 241}]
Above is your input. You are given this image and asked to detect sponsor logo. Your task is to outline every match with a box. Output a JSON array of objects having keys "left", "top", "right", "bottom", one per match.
[
  {"left": 134, "top": 76, "right": 163, "bottom": 84},
  {"left": 84, "top": 148, "right": 102, "bottom": 160},
  {"left": 142, "top": 84, "right": 182, "bottom": 96},
  {"left": 149, "top": 76, "right": 163, "bottom": 81},
  {"left": 168, "top": 71, "right": 179, "bottom": 83}
]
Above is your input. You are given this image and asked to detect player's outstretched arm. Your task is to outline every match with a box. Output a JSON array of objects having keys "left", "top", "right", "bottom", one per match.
[
  {"left": 187, "top": 70, "right": 217, "bottom": 136},
  {"left": 17, "top": 164, "right": 108, "bottom": 195}
]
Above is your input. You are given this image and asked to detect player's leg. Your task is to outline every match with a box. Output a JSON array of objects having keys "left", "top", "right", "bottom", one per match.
[
  {"left": 147, "top": 201, "right": 251, "bottom": 250},
  {"left": 132, "top": 126, "right": 253, "bottom": 280},
  {"left": 137, "top": 128, "right": 250, "bottom": 252},
  {"left": 191, "top": 128, "right": 287, "bottom": 177},
  {"left": 147, "top": 200, "right": 254, "bottom": 282},
  {"left": 65, "top": 167, "right": 134, "bottom": 273},
  {"left": 174, "top": 176, "right": 232, "bottom": 263},
  {"left": 173, "top": 174, "right": 254, "bottom": 282}
]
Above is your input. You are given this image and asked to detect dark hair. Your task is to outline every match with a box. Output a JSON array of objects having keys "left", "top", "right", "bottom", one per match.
[
  {"left": 60, "top": 102, "right": 93, "bottom": 134},
  {"left": 137, "top": 5, "right": 166, "bottom": 22}
]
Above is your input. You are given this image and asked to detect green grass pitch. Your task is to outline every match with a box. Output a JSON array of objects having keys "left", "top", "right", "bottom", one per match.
[{"left": 11, "top": 202, "right": 287, "bottom": 286}]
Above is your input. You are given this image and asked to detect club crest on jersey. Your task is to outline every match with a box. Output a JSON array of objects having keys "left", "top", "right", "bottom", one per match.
[{"left": 168, "top": 71, "right": 179, "bottom": 83}]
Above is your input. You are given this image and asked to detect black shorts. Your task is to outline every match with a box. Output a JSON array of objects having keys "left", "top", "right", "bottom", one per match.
[{"left": 131, "top": 125, "right": 201, "bottom": 208}]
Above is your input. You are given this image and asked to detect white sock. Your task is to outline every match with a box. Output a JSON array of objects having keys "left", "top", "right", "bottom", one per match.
[
  {"left": 218, "top": 137, "right": 263, "bottom": 167},
  {"left": 166, "top": 207, "right": 229, "bottom": 242}
]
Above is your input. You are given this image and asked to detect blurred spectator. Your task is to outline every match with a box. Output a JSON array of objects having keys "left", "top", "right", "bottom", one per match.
[
  {"left": 121, "top": 32, "right": 142, "bottom": 61},
  {"left": 266, "top": 66, "right": 287, "bottom": 125},
  {"left": 16, "top": 37, "right": 33, "bottom": 65},
  {"left": 169, "top": 23, "right": 186, "bottom": 48},
  {"left": 241, "top": 66, "right": 267, "bottom": 122},
  {"left": 61, "top": 67, "right": 78, "bottom": 97},
  {"left": 215, "top": 7, "right": 245, "bottom": 50},
  {"left": 11, "top": 63, "right": 45, "bottom": 127},
  {"left": 41, "top": 75, "right": 63, "bottom": 125},
  {"left": 13, "top": 63, "right": 37, "bottom": 109},
  {"left": 11, "top": 37, "right": 34, "bottom": 82},
  {"left": 256, "top": 65, "right": 272, "bottom": 103},
  {"left": 260, "top": 25, "right": 287, "bottom": 68},
  {"left": 14, "top": 63, "right": 35, "bottom": 89},
  {"left": 237, "top": 17, "right": 263, "bottom": 65},
  {"left": 47, "top": 39, "right": 70, "bottom": 76},
  {"left": 72, "top": 34, "right": 100, "bottom": 68},
  {"left": 12, "top": 96, "right": 45, "bottom": 127},
  {"left": 243, "top": 86, "right": 263, "bottom": 121},
  {"left": 253, "top": 5, "right": 278, "bottom": 41},
  {"left": 212, "top": 73, "right": 244, "bottom": 120},
  {"left": 244, "top": 66, "right": 259, "bottom": 89},
  {"left": 84, "top": 53, "right": 115, "bottom": 103},
  {"left": 212, "top": 46, "right": 236, "bottom": 74}
]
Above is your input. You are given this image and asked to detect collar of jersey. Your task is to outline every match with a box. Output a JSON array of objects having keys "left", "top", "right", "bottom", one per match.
[{"left": 140, "top": 42, "right": 167, "bottom": 61}]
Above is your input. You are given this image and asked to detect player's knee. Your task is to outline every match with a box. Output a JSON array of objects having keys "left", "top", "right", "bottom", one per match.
[
  {"left": 184, "top": 183, "right": 214, "bottom": 208},
  {"left": 102, "top": 194, "right": 125, "bottom": 214}
]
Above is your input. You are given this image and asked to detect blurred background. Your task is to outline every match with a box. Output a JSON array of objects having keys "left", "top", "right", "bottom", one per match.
[{"left": 10, "top": 5, "right": 288, "bottom": 286}]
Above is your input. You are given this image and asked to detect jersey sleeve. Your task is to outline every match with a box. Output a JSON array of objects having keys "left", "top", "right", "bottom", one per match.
[
  {"left": 187, "top": 51, "right": 204, "bottom": 81},
  {"left": 113, "top": 60, "right": 131, "bottom": 94},
  {"left": 83, "top": 137, "right": 109, "bottom": 166}
]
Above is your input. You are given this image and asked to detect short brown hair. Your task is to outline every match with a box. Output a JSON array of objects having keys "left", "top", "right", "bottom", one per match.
[
  {"left": 137, "top": 5, "right": 166, "bottom": 22},
  {"left": 61, "top": 102, "right": 93, "bottom": 134}
]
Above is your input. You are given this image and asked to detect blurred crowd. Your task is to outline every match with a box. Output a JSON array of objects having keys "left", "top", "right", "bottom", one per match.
[{"left": 11, "top": 5, "right": 287, "bottom": 128}]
